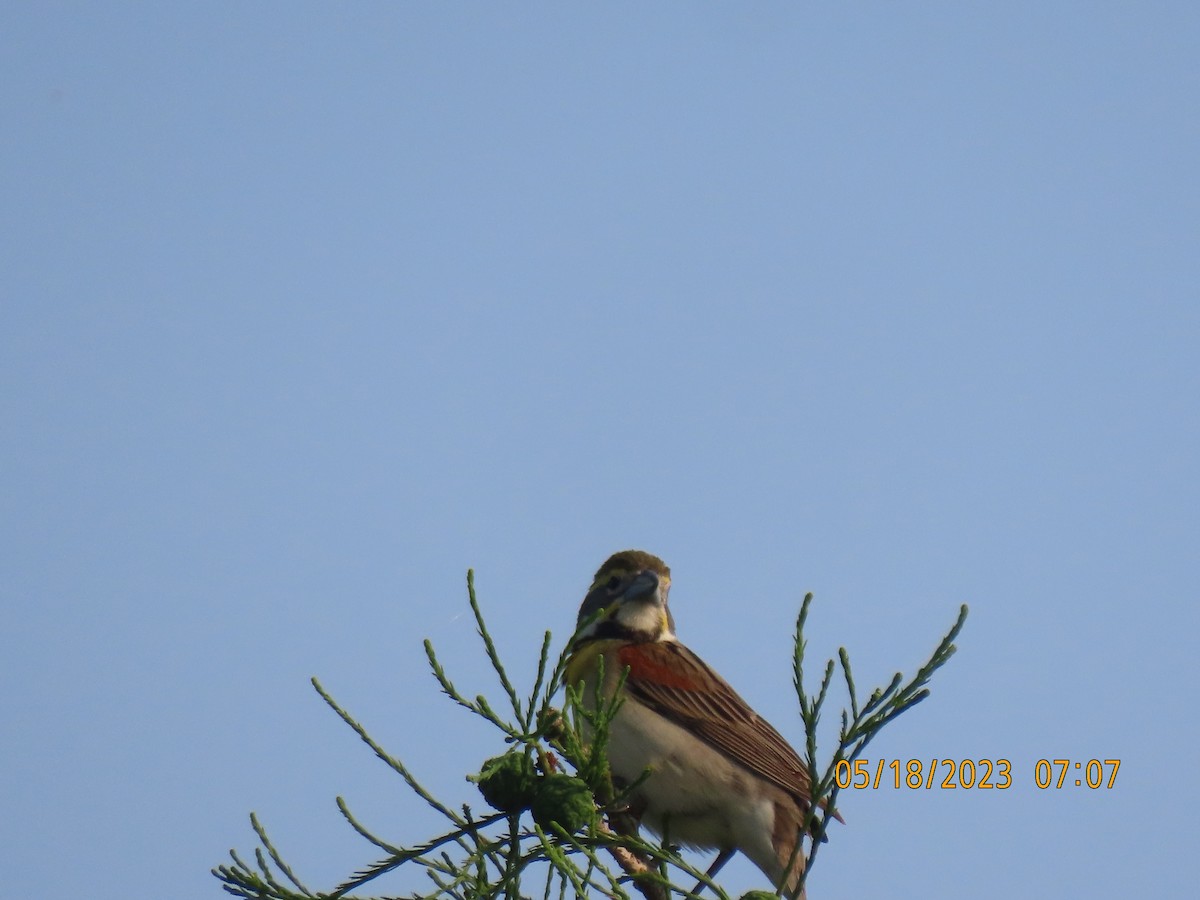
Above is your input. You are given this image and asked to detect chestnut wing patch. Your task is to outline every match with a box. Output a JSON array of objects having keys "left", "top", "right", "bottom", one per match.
[{"left": 617, "top": 642, "right": 816, "bottom": 807}]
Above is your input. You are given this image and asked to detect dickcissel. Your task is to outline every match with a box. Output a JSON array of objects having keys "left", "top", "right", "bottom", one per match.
[{"left": 565, "top": 550, "right": 839, "bottom": 896}]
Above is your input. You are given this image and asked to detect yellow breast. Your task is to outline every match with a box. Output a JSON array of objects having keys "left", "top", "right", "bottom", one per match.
[{"left": 564, "top": 639, "right": 623, "bottom": 692}]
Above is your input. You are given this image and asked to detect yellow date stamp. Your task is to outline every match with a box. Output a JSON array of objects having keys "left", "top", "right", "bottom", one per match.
[
  {"left": 835, "top": 758, "right": 1013, "bottom": 789},
  {"left": 1033, "top": 758, "right": 1121, "bottom": 789},
  {"left": 834, "top": 758, "right": 1121, "bottom": 790}
]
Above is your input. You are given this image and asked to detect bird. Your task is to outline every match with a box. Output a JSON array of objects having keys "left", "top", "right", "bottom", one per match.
[{"left": 564, "top": 550, "right": 840, "bottom": 897}]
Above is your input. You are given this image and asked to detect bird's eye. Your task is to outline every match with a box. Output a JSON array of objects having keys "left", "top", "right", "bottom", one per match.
[{"left": 605, "top": 575, "right": 621, "bottom": 591}]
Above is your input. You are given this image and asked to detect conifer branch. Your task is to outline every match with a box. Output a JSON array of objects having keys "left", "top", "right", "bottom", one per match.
[
  {"left": 215, "top": 574, "right": 966, "bottom": 900},
  {"left": 792, "top": 601, "right": 969, "bottom": 895}
]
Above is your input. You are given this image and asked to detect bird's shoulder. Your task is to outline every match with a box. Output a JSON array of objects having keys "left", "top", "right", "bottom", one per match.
[{"left": 617, "top": 639, "right": 817, "bottom": 806}]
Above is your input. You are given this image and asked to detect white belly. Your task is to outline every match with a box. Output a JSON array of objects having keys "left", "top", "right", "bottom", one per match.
[{"left": 607, "top": 695, "right": 780, "bottom": 870}]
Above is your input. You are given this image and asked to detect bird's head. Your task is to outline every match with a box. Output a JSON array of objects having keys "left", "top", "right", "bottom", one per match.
[{"left": 573, "top": 550, "right": 675, "bottom": 645}]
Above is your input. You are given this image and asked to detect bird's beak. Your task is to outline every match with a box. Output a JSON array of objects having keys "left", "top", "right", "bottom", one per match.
[{"left": 622, "top": 571, "right": 661, "bottom": 603}]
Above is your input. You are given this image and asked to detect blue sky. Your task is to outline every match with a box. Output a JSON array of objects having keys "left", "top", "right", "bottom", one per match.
[{"left": 2, "top": 4, "right": 1196, "bottom": 898}]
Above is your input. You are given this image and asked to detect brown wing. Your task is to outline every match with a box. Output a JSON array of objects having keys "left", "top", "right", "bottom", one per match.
[{"left": 618, "top": 641, "right": 829, "bottom": 813}]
